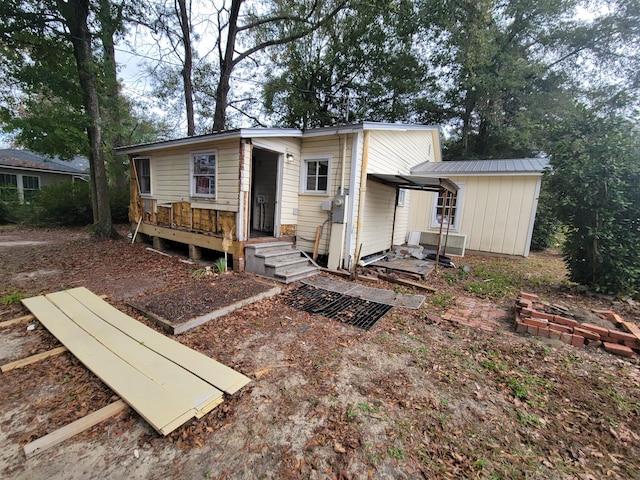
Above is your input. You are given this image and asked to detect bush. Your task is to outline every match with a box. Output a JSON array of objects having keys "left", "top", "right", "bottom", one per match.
[
  {"left": 109, "top": 187, "right": 130, "bottom": 224},
  {"left": 35, "top": 180, "right": 93, "bottom": 226},
  {"left": 530, "top": 177, "right": 560, "bottom": 251}
]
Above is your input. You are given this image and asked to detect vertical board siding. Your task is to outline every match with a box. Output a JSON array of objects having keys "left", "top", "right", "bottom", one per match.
[
  {"left": 393, "top": 190, "right": 411, "bottom": 245},
  {"left": 360, "top": 180, "right": 396, "bottom": 257},
  {"left": 296, "top": 134, "right": 354, "bottom": 254},
  {"left": 407, "top": 175, "right": 540, "bottom": 256},
  {"left": 366, "top": 130, "right": 438, "bottom": 174}
]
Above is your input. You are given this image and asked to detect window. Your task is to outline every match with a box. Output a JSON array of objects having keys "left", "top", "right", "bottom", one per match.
[
  {"left": 0, "top": 173, "right": 18, "bottom": 200},
  {"left": 134, "top": 158, "right": 151, "bottom": 195},
  {"left": 22, "top": 175, "right": 40, "bottom": 202},
  {"left": 302, "top": 157, "right": 329, "bottom": 193},
  {"left": 192, "top": 152, "right": 216, "bottom": 197},
  {"left": 430, "top": 186, "right": 463, "bottom": 231}
]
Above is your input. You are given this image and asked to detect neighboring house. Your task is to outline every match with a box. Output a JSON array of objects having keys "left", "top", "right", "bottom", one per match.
[
  {"left": 407, "top": 158, "right": 549, "bottom": 257},
  {"left": 116, "top": 122, "right": 456, "bottom": 279},
  {"left": 0, "top": 149, "right": 88, "bottom": 202}
]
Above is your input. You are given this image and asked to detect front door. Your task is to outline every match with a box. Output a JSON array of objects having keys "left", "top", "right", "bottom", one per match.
[{"left": 250, "top": 148, "right": 279, "bottom": 238}]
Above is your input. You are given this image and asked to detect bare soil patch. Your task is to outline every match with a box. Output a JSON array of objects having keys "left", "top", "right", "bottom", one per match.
[{"left": 1, "top": 226, "right": 639, "bottom": 480}]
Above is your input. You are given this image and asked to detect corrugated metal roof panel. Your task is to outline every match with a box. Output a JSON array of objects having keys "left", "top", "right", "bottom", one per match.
[{"left": 411, "top": 158, "right": 549, "bottom": 175}]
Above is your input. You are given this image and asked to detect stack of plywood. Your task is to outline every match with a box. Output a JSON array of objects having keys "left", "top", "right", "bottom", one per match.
[{"left": 22, "top": 287, "right": 250, "bottom": 435}]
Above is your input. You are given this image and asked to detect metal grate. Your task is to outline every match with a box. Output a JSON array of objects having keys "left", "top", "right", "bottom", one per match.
[{"left": 282, "top": 284, "right": 393, "bottom": 330}]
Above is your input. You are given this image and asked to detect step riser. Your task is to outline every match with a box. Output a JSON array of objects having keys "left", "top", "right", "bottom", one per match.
[{"left": 245, "top": 244, "right": 318, "bottom": 283}]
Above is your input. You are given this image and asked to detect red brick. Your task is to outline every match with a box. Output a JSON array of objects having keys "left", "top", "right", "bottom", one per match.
[
  {"left": 549, "top": 331, "right": 561, "bottom": 340},
  {"left": 573, "top": 327, "right": 600, "bottom": 341},
  {"left": 607, "top": 330, "right": 638, "bottom": 343},
  {"left": 560, "top": 333, "right": 573, "bottom": 345},
  {"left": 623, "top": 340, "right": 640, "bottom": 350},
  {"left": 531, "top": 311, "right": 554, "bottom": 322},
  {"left": 607, "top": 312, "right": 625, "bottom": 325},
  {"left": 520, "top": 308, "right": 533, "bottom": 317},
  {"left": 553, "top": 315, "right": 578, "bottom": 327},
  {"left": 603, "top": 342, "right": 635, "bottom": 358},
  {"left": 538, "top": 327, "right": 550, "bottom": 338},
  {"left": 580, "top": 323, "right": 609, "bottom": 337},
  {"left": 426, "top": 314, "right": 442, "bottom": 324},
  {"left": 515, "top": 320, "right": 527, "bottom": 333},
  {"left": 548, "top": 323, "right": 573, "bottom": 334},
  {"left": 527, "top": 325, "right": 539, "bottom": 336},
  {"left": 592, "top": 308, "right": 613, "bottom": 318},
  {"left": 519, "top": 292, "right": 540, "bottom": 301},
  {"left": 524, "top": 317, "right": 548, "bottom": 328},
  {"left": 571, "top": 334, "right": 585, "bottom": 347},
  {"left": 442, "top": 312, "right": 453, "bottom": 320},
  {"left": 517, "top": 298, "right": 532, "bottom": 308},
  {"left": 585, "top": 339, "right": 602, "bottom": 348}
]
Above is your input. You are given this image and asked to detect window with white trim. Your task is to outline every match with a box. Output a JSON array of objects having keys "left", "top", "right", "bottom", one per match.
[
  {"left": 0, "top": 173, "right": 18, "bottom": 200},
  {"left": 397, "top": 189, "right": 406, "bottom": 206},
  {"left": 191, "top": 152, "right": 216, "bottom": 198},
  {"left": 301, "top": 157, "right": 329, "bottom": 193},
  {"left": 430, "top": 186, "right": 463, "bottom": 231},
  {"left": 22, "top": 175, "right": 40, "bottom": 202},
  {"left": 134, "top": 158, "right": 151, "bottom": 195}
]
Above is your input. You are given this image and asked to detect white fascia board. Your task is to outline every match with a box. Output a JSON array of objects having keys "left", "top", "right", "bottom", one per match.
[{"left": 360, "top": 122, "right": 440, "bottom": 132}]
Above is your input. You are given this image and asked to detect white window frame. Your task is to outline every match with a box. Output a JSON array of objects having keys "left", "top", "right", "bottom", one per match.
[
  {"left": 190, "top": 150, "right": 217, "bottom": 199},
  {"left": 430, "top": 183, "right": 464, "bottom": 232},
  {"left": 22, "top": 175, "right": 40, "bottom": 202},
  {"left": 300, "top": 155, "right": 331, "bottom": 194},
  {"left": 133, "top": 157, "right": 151, "bottom": 196}
]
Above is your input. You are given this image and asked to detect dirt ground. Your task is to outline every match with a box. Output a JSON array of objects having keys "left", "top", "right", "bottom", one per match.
[{"left": 1, "top": 225, "right": 639, "bottom": 480}]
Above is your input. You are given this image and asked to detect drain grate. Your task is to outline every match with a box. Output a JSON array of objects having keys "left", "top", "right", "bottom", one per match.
[{"left": 282, "top": 284, "right": 393, "bottom": 330}]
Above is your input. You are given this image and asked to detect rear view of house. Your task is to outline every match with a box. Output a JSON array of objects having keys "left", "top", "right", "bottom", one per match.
[{"left": 117, "top": 122, "right": 455, "bottom": 281}]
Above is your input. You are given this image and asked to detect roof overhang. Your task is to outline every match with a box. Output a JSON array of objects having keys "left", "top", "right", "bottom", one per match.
[{"left": 368, "top": 173, "right": 458, "bottom": 193}]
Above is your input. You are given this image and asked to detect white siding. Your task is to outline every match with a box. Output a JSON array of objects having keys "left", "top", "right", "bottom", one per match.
[
  {"left": 296, "top": 134, "right": 354, "bottom": 254},
  {"left": 393, "top": 190, "right": 411, "bottom": 245},
  {"left": 366, "top": 129, "right": 439, "bottom": 175},
  {"left": 360, "top": 180, "right": 396, "bottom": 257},
  {"left": 146, "top": 140, "right": 240, "bottom": 211},
  {"left": 408, "top": 175, "right": 540, "bottom": 256}
]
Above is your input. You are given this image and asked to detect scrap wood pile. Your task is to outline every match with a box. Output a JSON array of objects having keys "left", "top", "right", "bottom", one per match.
[{"left": 515, "top": 291, "right": 640, "bottom": 359}]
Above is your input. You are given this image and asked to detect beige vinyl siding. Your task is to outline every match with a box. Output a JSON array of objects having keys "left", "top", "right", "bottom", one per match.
[
  {"left": 360, "top": 180, "right": 396, "bottom": 257},
  {"left": 393, "top": 190, "right": 411, "bottom": 245},
  {"left": 408, "top": 175, "right": 540, "bottom": 256},
  {"left": 147, "top": 140, "right": 240, "bottom": 212},
  {"left": 366, "top": 129, "right": 439, "bottom": 174},
  {"left": 296, "top": 134, "right": 354, "bottom": 254},
  {"left": 253, "top": 137, "right": 302, "bottom": 227}
]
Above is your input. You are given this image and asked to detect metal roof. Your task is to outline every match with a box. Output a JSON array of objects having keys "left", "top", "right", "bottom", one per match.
[
  {"left": 411, "top": 158, "right": 549, "bottom": 176},
  {"left": 368, "top": 173, "right": 458, "bottom": 193},
  {"left": 0, "top": 149, "right": 88, "bottom": 175}
]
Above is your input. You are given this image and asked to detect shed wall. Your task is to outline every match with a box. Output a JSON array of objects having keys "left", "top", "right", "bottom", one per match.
[
  {"left": 360, "top": 180, "right": 396, "bottom": 257},
  {"left": 366, "top": 129, "right": 439, "bottom": 175}
]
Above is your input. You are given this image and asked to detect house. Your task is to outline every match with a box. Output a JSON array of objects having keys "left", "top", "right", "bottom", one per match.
[
  {"left": 407, "top": 158, "right": 549, "bottom": 257},
  {"left": 0, "top": 149, "right": 88, "bottom": 202},
  {"left": 116, "top": 122, "right": 456, "bottom": 282}
]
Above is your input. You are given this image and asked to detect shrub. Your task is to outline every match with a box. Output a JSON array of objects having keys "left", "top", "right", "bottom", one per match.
[{"left": 35, "top": 180, "right": 93, "bottom": 226}]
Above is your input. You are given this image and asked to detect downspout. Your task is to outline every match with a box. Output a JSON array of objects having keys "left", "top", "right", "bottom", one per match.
[{"left": 354, "top": 130, "right": 371, "bottom": 264}]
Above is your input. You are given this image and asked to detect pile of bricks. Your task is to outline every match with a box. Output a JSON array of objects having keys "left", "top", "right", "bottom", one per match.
[{"left": 514, "top": 292, "right": 640, "bottom": 359}]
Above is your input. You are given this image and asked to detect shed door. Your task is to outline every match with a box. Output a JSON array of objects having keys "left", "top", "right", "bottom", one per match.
[{"left": 360, "top": 179, "right": 396, "bottom": 257}]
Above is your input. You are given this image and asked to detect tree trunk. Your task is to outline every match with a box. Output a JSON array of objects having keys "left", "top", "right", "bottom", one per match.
[
  {"left": 177, "top": 0, "right": 196, "bottom": 136},
  {"left": 98, "top": 0, "right": 128, "bottom": 190},
  {"left": 213, "top": 0, "right": 242, "bottom": 132},
  {"left": 59, "top": 0, "right": 114, "bottom": 237}
]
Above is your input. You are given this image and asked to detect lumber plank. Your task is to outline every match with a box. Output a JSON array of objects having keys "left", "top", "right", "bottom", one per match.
[
  {"left": 24, "top": 400, "right": 129, "bottom": 457},
  {"left": 1, "top": 346, "right": 68, "bottom": 373},
  {"left": 67, "top": 287, "right": 251, "bottom": 394},
  {"left": 0, "top": 314, "right": 35, "bottom": 328},
  {"left": 621, "top": 321, "right": 640, "bottom": 342},
  {"left": 21, "top": 295, "right": 216, "bottom": 435},
  {"left": 377, "top": 273, "right": 437, "bottom": 293},
  {"left": 45, "top": 291, "right": 224, "bottom": 419}
]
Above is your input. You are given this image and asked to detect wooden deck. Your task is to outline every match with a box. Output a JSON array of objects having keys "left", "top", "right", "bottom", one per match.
[{"left": 22, "top": 287, "right": 251, "bottom": 435}]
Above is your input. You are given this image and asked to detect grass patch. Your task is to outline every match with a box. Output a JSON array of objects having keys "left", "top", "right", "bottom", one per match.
[
  {"left": 430, "top": 292, "right": 455, "bottom": 309},
  {"left": 2, "top": 292, "right": 26, "bottom": 305},
  {"left": 463, "top": 261, "right": 522, "bottom": 299}
]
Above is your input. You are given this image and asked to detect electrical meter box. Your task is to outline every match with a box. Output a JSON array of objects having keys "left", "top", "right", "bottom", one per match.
[{"left": 332, "top": 194, "right": 348, "bottom": 223}]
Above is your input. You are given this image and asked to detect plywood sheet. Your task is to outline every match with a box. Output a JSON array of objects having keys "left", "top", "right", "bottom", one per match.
[{"left": 66, "top": 287, "right": 251, "bottom": 394}]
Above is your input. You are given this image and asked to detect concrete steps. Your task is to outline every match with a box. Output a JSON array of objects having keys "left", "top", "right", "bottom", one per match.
[{"left": 245, "top": 242, "right": 319, "bottom": 284}]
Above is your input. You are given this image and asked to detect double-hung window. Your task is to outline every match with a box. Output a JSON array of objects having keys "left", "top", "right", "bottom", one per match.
[
  {"left": 431, "top": 186, "right": 463, "bottom": 232},
  {"left": 22, "top": 175, "right": 40, "bottom": 202},
  {"left": 301, "top": 157, "right": 329, "bottom": 194},
  {"left": 0, "top": 173, "right": 18, "bottom": 200},
  {"left": 134, "top": 158, "right": 151, "bottom": 195},
  {"left": 192, "top": 152, "right": 216, "bottom": 198}
]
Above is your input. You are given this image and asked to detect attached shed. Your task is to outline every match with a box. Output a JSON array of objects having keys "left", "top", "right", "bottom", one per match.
[
  {"left": 0, "top": 149, "right": 88, "bottom": 202},
  {"left": 117, "top": 122, "right": 455, "bottom": 280},
  {"left": 407, "top": 158, "right": 549, "bottom": 257}
]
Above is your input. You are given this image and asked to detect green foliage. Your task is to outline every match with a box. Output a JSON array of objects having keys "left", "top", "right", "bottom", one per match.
[
  {"left": 547, "top": 107, "right": 640, "bottom": 295},
  {"left": 463, "top": 263, "right": 520, "bottom": 299},
  {"left": 109, "top": 187, "right": 130, "bottom": 224},
  {"left": 2, "top": 292, "right": 25, "bottom": 305},
  {"left": 213, "top": 257, "right": 227, "bottom": 274},
  {"left": 530, "top": 177, "right": 560, "bottom": 251}
]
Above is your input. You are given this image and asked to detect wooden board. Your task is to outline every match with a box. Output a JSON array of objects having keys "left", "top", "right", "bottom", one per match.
[
  {"left": 22, "top": 295, "right": 222, "bottom": 435},
  {"left": 0, "top": 314, "right": 35, "bottom": 328},
  {"left": 67, "top": 287, "right": 251, "bottom": 394},
  {"left": 1, "top": 346, "right": 68, "bottom": 373},
  {"left": 24, "top": 400, "right": 129, "bottom": 457}
]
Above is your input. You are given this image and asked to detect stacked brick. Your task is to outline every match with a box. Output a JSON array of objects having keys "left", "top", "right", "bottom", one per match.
[{"left": 514, "top": 292, "right": 640, "bottom": 359}]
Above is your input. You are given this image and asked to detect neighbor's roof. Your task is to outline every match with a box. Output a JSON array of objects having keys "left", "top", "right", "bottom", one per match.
[
  {"left": 411, "top": 158, "right": 549, "bottom": 176},
  {"left": 0, "top": 149, "right": 88, "bottom": 175},
  {"left": 115, "top": 122, "right": 440, "bottom": 155}
]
